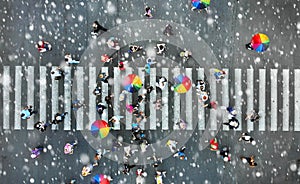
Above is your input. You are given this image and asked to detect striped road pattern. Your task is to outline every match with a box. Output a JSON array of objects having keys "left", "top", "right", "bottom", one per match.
[{"left": 1, "top": 66, "right": 299, "bottom": 132}]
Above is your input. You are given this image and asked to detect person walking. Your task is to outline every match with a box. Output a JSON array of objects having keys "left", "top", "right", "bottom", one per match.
[
  {"left": 20, "top": 105, "right": 37, "bottom": 120},
  {"left": 166, "top": 139, "right": 178, "bottom": 153},
  {"left": 34, "top": 121, "right": 51, "bottom": 132},
  {"left": 122, "top": 163, "right": 136, "bottom": 175},
  {"left": 64, "top": 140, "right": 78, "bottom": 155},
  {"left": 81, "top": 163, "right": 98, "bottom": 177},
  {"left": 51, "top": 67, "right": 65, "bottom": 80},
  {"left": 96, "top": 102, "right": 107, "bottom": 116},
  {"left": 209, "top": 138, "right": 219, "bottom": 151},
  {"left": 223, "top": 117, "right": 240, "bottom": 129},
  {"left": 99, "top": 72, "right": 111, "bottom": 83},
  {"left": 109, "top": 115, "right": 124, "bottom": 128},
  {"left": 144, "top": 6, "right": 153, "bottom": 18},
  {"left": 156, "top": 43, "right": 166, "bottom": 54},
  {"left": 91, "top": 21, "right": 108, "bottom": 38},
  {"left": 65, "top": 53, "right": 80, "bottom": 65},
  {"left": 241, "top": 156, "right": 257, "bottom": 167},
  {"left": 239, "top": 132, "right": 256, "bottom": 145},
  {"left": 36, "top": 40, "right": 52, "bottom": 52},
  {"left": 220, "top": 147, "right": 231, "bottom": 162},
  {"left": 128, "top": 45, "right": 143, "bottom": 53},
  {"left": 31, "top": 146, "right": 44, "bottom": 159},
  {"left": 105, "top": 95, "right": 114, "bottom": 108},
  {"left": 136, "top": 168, "right": 147, "bottom": 184},
  {"left": 52, "top": 112, "right": 68, "bottom": 124},
  {"left": 245, "top": 110, "right": 260, "bottom": 122},
  {"left": 214, "top": 69, "right": 226, "bottom": 81},
  {"left": 163, "top": 24, "right": 174, "bottom": 36},
  {"left": 72, "top": 99, "right": 85, "bottom": 111},
  {"left": 173, "top": 146, "right": 187, "bottom": 160}
]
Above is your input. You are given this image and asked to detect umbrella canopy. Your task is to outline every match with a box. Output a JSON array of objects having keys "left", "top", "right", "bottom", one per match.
[
  {"left": 91, "top": 120, "right": 110, "bottom": 138},
  {"left": 250, "top": 33, "right": 270, "bottom": 52},
  {"left": 192, "top": 0, "right": 211, "bottom": 10},
  {"left": 122, "top": 74, "right": 143, "bottom": 93},
  {"left": 91, "top": 174, "right": 110, "bottom": 184},
  {"left": 173, "top": 74, "right": 192, "bottom": 93}
]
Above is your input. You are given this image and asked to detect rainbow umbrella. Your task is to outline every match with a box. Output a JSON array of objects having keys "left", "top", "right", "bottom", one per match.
[
  {"left": 173, "top": 74, "right": 192, "bottom": 93},
  {"left": 192, "top": 0, "right": 211, "bottom": 10},
  {"left": 250, "top": 33, "right": 270, "bottom": 52},
  {"left": 122, "top": 74, "right": 143, "bottom": 93},
  {"left": 91, "top": 174, "right": 110, "bottom": 184},
  {"left": 91, "top": 120, "right": 110, "bottom": 138}
]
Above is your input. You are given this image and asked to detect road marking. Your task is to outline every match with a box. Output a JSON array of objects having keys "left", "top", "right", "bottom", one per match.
[
  {"left": 162, "top": 68, "right": 169, "bottom": 130},
  {"left": 27, "top": 66, "right": 35, "bottom": 130},
  {"left": 294, "top": 69, "right": 300, "bottom": 131},
  {"left": 3, "top": 66, "right": 10, "bottom": 129},
  {"left": 149, "top": 68, "right": 157, "bottom": 130},
  {"left": 75, "top": 67, "right": 84, "bottom": 130},
  {"left": 138, "top": 67, "right": 145, "bottom": 130},
  {"left": 270, "top": 69, "right": 278, "bottom": 131},
  {"left": 185, "top": 68, "right": 193, "bottom": 130},
  {"left": 125, "top": 67, "right": 133, "bottom": 130},
  {"left": 113, "top": 67, "right": 121, "bottom": 130},
  {"left": 209, "top": 69, "right": 217, "bottom": 131},
  {"left": 282, "top": 69, "right": 289, "bottom": 131},
  {"left": 198, "top": 68, "right": 205, "bottom": 130},
  {"left": 39, "top": 66, "right": 47, "bottom": 129},
  {"left": 173, "top": 68, "right": 180, "bottom": 130},
  {"left": 101, "top": 67, "right": 108, "bottom": 123},
  {"left": 88, "top": 67, "right": 96, "bottom": 129},
  {"left": 64, "top": 66, "right": 72, "bottom": 131},
  {"left": 259, "top": 69, "right": 266, "bottom": 131},
  {"left": 246, "top": 69, "right": 254, "bottom": 132},
  {"left": 51, "top": 67, "right": 59, "bottom": 130},
  {"left": 222, "top": 68, "right": 229, "bottom": 131},
  {"left": 14, "top": 66, "right": 22, "bottom": 130},
  {"left": 235, "top": 69, "right": 242, "bottom": 131}
]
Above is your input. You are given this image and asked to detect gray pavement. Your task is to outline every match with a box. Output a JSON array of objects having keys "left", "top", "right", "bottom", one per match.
[{"left": 1, "top": 0, "right": 300, "bottom": 183}]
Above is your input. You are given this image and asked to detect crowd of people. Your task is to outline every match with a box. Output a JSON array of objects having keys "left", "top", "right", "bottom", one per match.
[{"left": 22, "top": 4, "right": 267, "bottom": 183}]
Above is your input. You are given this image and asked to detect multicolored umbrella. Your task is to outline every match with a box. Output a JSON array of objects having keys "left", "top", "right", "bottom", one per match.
[
  {"left": 91, "top": 174, "right": 110, "bottom": 184},
  {"left": 192, "top": 0, "right": 211, "bottom": 10},
  {"left": 173, "top": 74, "right": 192, "bottom": 93},
  {"left": 122, "top": 74, "right": 143, "bottom": 93},
  {"left": 250, "top": 33, "right": 270, "bottom": 52},
  {"left": 91, "top": 120, "right": 110, "bottom": 138}
]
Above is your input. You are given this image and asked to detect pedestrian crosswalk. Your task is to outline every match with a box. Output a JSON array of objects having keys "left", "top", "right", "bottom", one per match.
[{"left": 1, "top": 65, "right": 300, "bottom": 132}]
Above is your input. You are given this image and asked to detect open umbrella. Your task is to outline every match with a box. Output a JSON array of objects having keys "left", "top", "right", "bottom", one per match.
[
  {"left": 173, "top": 74, "right": 192, "bottom": 93},
  {"left": 91, "top": 120, "right": 110, "bottom": 138},
  {"left": 122, "top": 74, "right": 143, "bottom": 93},
  {"left": 250, "top": 33, "right": 270, "bottom": 52},
  {"left": 91, "top": 174, "right": 110, "bottom": 184},
  {"left": 192, "top": 0, "right": 211, "bottom": 10}
]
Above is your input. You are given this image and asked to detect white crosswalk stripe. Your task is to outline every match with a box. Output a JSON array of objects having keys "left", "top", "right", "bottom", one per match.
[
  {"left": 221, "top": 68, "right": 229, "bottom": 131},
  {"left": 63, "top": 66, "right": 72, "bottom": 131},
  {"left": 161, "top": 68, "right": 169, "bottom": 130},
  {"left": 270, "top": 69, "right": 278, "bottom": 131},
  {"left": 282, "top": 69, "right": 289, "bottom": 131},
  {"left": 294, "top": 69, "right": 300, "bottom": 131},
  {"left": 259, "top": 69, "right": 266, "bottom": 131},
  {"left": 125, "top": 68, "right": 133, "bottom": 130},
  {"left": 234, "top": 69, "right": 242, "bottom": 131},
  {"left": 14, "top": 66, "right": 22, "bottom": 130},
  {"left": 246, "top": 69, "right": 254, "bottom": 132},
  {"left": 2, "top": 66, "right": 300, "bottom": 132}
]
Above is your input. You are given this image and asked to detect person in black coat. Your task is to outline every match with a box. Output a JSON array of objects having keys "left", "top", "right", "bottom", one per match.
[{"left": 91, "top": 21, "right": 108, "bottom": 37}]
